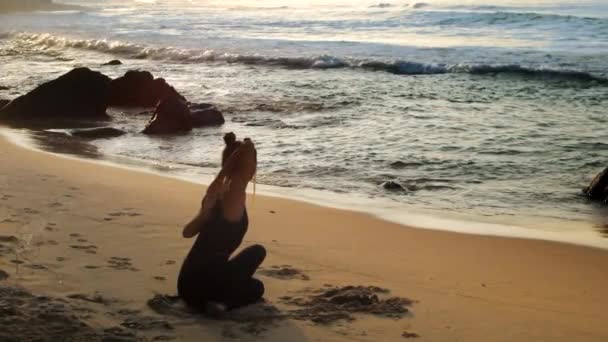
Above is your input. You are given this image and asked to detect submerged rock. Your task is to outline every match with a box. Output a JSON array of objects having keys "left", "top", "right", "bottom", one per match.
[
  {"left": 382, "top": 181, "right": 407, "bottom": 191},
  {"left": 190, "top": 106, "right": 225, "bottom": 127},
  {"left": 102, "top": 59, "right": 122, "bottom": 66},
  {"left": 584, "top": 167, "right": 608, "bottom": 203},
  {"left": 142, "top": 97, "right": 192, "bottom": 135},
  {"left": 108, "top": 70, "right": 185, "bottom": 107},
  {"left": 71, "top": 127, "right": 127, "bottom": 139},
  {"left": 0, "top": 68, "right": 111, "bottom": 121}
]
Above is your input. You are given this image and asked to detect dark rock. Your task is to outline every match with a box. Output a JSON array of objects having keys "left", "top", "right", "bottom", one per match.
[
  {"left": 102, "top": 60, "right": 123, "bottom": 66},
  {"left": 190, "top": 107, "right": 225, "bottom": 127},
  {"left": 0, "top": 86, "right": 9, "bottom": 90},
  {"left": 71, "top": 127, "right": 127, "bottom": 139},
  {"left": 382, "top": 181, "right": 406, "bottom": 191},
  {"left": 0, "top": 269, "right": 8, "bottom": 281},
  {"left": 142, "top": 97, "right": 192, "bottom": 135},
  {"left": 0, "top": 99, "right": 10, "bottom": 110},
  {"left": 584, "top": 167, "right": 608, "bottom": 203},
  {"left": 0, "top": 68, "right": 111, "bottom": 121},
  {"left": 108, "top": 70, "right": 185, "bottom": 107}
]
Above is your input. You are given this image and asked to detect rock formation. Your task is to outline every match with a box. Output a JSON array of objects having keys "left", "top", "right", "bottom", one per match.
[
  {"left": 142, "top": 97, "right": 192, "bottom": 135},
  {"left": 0, "top": 68, "right": 111, "bottom": 121},
  {"left": 108, "top": 70, "right": 185, "bottom": 107}
]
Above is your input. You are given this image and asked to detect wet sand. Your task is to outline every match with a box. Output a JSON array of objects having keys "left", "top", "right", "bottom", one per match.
[{"left": 1, "top": 129, "right": 608, "bottom": 341}]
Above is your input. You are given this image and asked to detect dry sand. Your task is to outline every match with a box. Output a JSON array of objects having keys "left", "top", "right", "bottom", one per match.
[{"left": 1, "top": 129, "right": 608, "bottom": 341}]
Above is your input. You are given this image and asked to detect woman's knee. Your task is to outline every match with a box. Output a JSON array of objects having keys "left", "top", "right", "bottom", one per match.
[{"left": 247, "top": 244, "right": 266, "bottom": 261}]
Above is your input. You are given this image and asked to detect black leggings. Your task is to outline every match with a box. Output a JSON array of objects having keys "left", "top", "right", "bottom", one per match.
[{"left": 180, "top": 244, "right": 266, "bottom": 310}]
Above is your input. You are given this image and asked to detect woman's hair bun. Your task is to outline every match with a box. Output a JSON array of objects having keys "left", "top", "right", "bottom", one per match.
[{"left": 224, "top": 132, "right": 236, "bottom": 145}]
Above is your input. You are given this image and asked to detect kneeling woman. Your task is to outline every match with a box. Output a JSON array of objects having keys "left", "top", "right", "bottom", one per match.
[{"left": 178, "top": 133, "right": 265, "bottom": 312}]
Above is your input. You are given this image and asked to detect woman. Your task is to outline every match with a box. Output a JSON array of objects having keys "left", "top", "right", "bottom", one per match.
[{"left": 178, "top": 133, "right": 266, "bottom": 313}]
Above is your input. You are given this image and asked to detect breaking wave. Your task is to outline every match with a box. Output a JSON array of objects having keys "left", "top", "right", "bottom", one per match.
[{"left": 4, "top": 32, "right": 607, "bottom": 83}]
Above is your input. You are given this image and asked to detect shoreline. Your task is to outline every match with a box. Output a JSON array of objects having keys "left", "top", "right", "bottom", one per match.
[
  {"left": 2, "top": 126, "right": 608, "bottom": 341},
  {"left": 3, "top": 126, "right": 608, "bottom": 251}
]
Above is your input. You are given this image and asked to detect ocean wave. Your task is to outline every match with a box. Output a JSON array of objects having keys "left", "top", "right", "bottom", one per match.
[
  {"left": 437, "top": 10, "right": 608, "bottom": 27},
  {"left": 5, "top": 32, "right": 607, "bottom": 84},
  {"left": 409, "top": 2, "right": 430, "bottom": 10},
  {"left": 228, "top": 6, "right": 289, "bottom": 11}
]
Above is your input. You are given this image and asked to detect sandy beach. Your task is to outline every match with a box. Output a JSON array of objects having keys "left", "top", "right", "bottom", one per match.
[{"left": 1, "top": 129, "right": 608, "bottom": 341}]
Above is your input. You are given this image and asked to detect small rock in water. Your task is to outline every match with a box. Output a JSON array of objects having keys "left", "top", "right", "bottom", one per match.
[
  {"left": 102, "top": 60, "right": 123, "bottom": 66},
  {"left": 583, "top": 167, "right": 608, "bottom": 203},
  {"left": 382, "top": 181, "right": 407, "bottom": 191},
  {"left": 190, "top": 107, "right": 225, "bottom": 127},
  {"left": 0, "top": 269, "right": 9, "bottom": 281},
  {"left": 71, "top": 127, "right": 127, "bottom": 139}
]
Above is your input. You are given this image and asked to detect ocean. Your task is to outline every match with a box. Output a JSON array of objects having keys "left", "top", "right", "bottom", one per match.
[{"left": 1, "top": 0, "right": 608, "bottom": 247}]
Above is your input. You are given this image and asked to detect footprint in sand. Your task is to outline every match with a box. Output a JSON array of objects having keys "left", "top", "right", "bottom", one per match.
[
  {"left": 402, "top": 331, "right": 420, "bottom": 339},
  {"left": 120, "top": 316, "right": 173, "bottom": 331},
  {"left": 45, "top": 223, "right": 57, "bottom": 231},
  {"left": 56, "top": 257, "right": 67, "bottom": 262},
  {"left": 67, "top": 293, "right": 114, "bottom": 305},
  {"left": 259, "top": 265, "right": 310, "bottom": 281},
  {"left": 153, "top": 276, "right": 166, "bottom": 281},
  {"left": 108, "top": 257, "right": 139, "bottom": 272},
  {"left": 107, "top": 211, "right": 142, "bottom": 219},
  {"left": 70, "top": 245, "right": 97, "bottom": 254},
  {"left": 0, "top": 236, "right": 19, "bottom": 257},
  {"left": 70, "top": 233, "right": 81, "bottom": 238},
  {"left": 84, "top": 265, "right": 101, "bottom": 270},
  {"left": 48, "top": 202, "right": 63, "bottom": 208},
  {"left": 0, "top": 235, "right": 19, "bottom": 243},
  {"left": 22, "top": 208, "right": 41, "bottom": 215},
  {"left": 25, "top": 264, "right": 47, "bottom": 270}
]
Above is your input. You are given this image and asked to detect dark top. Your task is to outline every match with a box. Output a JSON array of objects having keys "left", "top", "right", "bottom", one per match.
[{"left": 178, "top": 204, "right": 249, "bottom": 294}]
